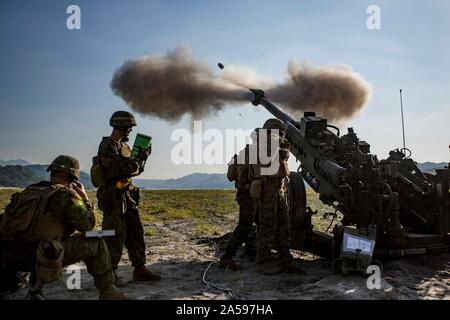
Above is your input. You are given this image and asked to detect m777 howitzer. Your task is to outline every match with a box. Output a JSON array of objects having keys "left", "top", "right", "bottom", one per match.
[{"left": 248, "top": 89, "right": 449, "bottom": 274}]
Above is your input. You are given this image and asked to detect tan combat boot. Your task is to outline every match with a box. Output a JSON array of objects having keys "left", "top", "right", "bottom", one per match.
[
  {"left": 98, "top": 285, "right": 131, "bottom": 300},
  {"left": 27, "top": 290, "right": 45, "bottom": 300},
  {"left": 113, "top": 270, "right": 126, "bottom": 287},
  {"left": 132, "top": 266, "right": 161, "bottom": 282},
  {"left": 27, "top": 279, "right": 45, "bottom": 300},
  {"left": 279, "top": 262, "right": 306, "bottom": 275},
  {"left": 219, "top": 255, "right": 243, "bottom": 271}
]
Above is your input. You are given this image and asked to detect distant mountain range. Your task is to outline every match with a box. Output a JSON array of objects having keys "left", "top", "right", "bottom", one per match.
[
  {"left": 0, "top": 165, "right": 42, "bottom": 188},
  {"left": 24, "top": 164, "right": 94, "bottom": 189},
  {"left": 0, "top": 159, "right": 447, "bottom": 189},
  {"left": 0, "top": 162, "right": 93, "bottom": 189},
  {"left": 134, "top": 173, "right": 233, "bottom": 189},
  {"left": 416, "top": 162, "right": 448, "bottom": 173},
  {"left": 0, "top": 159, "right": 30, "bottom": 166}
]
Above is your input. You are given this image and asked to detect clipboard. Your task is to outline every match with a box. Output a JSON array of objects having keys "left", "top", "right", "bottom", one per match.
[{"left": 130, "top": 133, "right": 152, "bottom": 160}]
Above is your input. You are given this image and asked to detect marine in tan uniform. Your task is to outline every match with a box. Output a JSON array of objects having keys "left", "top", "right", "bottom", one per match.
[
  {"left": 94, "top": 111, "right": 160, "bottom": 285},
  {"left": 250, "top": 119, "right": 306, "bottom": 275},
  {"left": 0, "top": 155, "right": 128, "bottom": 299}
]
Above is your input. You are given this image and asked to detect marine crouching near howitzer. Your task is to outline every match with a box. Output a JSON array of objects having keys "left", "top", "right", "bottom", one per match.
[
  {"left": 0, "top": 155, "right": 129, "bottom": 299},
  {"left": 91, "top": 111, "right": 160, "bottom": 286},
  {"left": 219, "top": 130, "right": 259, "bottom": 271},
  {"left": 250, "top": 119, "right": 306, "bottom": 275}
]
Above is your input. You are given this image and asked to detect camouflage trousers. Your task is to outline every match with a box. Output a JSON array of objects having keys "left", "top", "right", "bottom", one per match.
[
  {"left": 99, "top": 186, "right": 146, "bottom": 270},
  {"left": 0, "top": 223, "right": 21, "bottom": 292},
  {"left": 63, "top": 234, "right": 114, "bottom": 290},
  {"left": 224, "top": 188, "right": 257, "bottom": 257},
  {"left": 2, "top": 234, "right": 114, "bottom": 291},
  {"left": 255, "top": 180, "right": 292, "bottom": 264}
]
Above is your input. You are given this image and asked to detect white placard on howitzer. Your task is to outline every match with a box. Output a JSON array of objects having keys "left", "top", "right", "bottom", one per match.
[
  {"left": 342, "top": 232, "right": 375, "bottom": 256},
  {"left": 85, "top": 230, "right": 116, "bottom": 238}
]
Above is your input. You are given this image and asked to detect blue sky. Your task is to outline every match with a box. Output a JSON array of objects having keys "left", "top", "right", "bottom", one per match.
[{"left": 0, "top": 0, "right": 448, "bottom": 178}]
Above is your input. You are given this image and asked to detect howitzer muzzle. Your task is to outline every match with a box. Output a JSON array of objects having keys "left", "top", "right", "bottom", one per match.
[
  {"left": 248, "top": 89, "right": 295, "bottom": 124},
  {"left": 249, "top": 89, "right": 266, "bottom": 106}
]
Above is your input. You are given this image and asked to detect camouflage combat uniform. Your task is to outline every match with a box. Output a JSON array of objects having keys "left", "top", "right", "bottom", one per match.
[
  {"left": 254, "top": 176, "right": 292, "bottom": 265},
  {"left": 96, "top": 137, "right": 147, "bottom": 270},
  {"left": 223, "top": 146, "right": 257, "bottom": 258},
  {"left": 252, "top": 142, "right": 293, "bottom": 265},
  {"left": 1, "top": 181, "right": 115, "bottom": 291},
  {"left": 0, "top": 213, "right": 21, "bottom": 294}
]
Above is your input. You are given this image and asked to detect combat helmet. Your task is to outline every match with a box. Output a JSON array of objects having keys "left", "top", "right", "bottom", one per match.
[
  {"left": 263, "top": 118, "right": 285, "bottom": 131},
  {"left": 46, "top": 155, "right": 80, "bottom": 181},
  {"left": 110, "top": 111, "right": 137, "bottom": 128}
]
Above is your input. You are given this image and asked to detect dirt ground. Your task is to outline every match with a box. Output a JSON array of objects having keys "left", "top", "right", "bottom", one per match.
[{"left": 2, "top": 218, "right": 449, "bottom": 300}]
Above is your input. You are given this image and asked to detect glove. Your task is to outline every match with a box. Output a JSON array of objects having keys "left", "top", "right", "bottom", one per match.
[{"left": 135, "top": 146, "right": 152, "bottom": 163}]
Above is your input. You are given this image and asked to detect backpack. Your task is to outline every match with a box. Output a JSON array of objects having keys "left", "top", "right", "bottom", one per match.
[
  {"left": 0, "top": 184, "right": 62, "bottom": 242},
  {"left": 228, "top": 145, "right": 253, "bottom": 183},
  {"left": 90, "top": 155, "right": 106, "bottom": 188}
]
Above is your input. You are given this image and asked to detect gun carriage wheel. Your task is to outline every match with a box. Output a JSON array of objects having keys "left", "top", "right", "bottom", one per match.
[{"left": 286, "top": 171, "right": 307, "bottom": 228}]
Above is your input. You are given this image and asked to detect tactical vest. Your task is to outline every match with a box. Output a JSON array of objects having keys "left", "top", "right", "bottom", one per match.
[
  {"left": 119, "top": 140, "right": 132, "bottom": 158},
  {"left": 98, "top": 137, "right": 134, "bottom": 188},
  {"left": 0, "top": 184, "right": 66, "bottom": 242},
  {"left": 250, "top": 149, "right": 290, "bottom": 180},
  {"left": 236, "top": 164, "right": 252, "bottom": 188},
  {"left": 116, "top": 140, "right": 134, "bottom": 187}
]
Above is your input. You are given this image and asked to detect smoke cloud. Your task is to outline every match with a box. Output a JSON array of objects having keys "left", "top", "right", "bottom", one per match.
[
  {"left": 111, "top": 47, "right": 248, "bottom": 122},
  {"left": 111, "top": 46, "right": 372, "bottom": 122},
  {"left": 267, "top": 61, "right": 372, "bottom": 121}
]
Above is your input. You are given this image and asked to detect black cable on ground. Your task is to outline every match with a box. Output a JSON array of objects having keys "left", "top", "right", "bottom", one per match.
[
  {"left": 189, "top": 244, "right": 235, "bottom": 299},
  {"left": 202, "top": 261, "right": 234, "bottom": 299}
]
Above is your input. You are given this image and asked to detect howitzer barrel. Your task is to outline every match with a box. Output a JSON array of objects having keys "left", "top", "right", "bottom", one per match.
[
  {"left": 249, "top": 89, "right": 295, "bottom": 124},
  {"left": 318, "top": 159, "right": 346, "bottom": 186},
  {"left": 249, "top": 88, "right": 347, "bottom": 197}
]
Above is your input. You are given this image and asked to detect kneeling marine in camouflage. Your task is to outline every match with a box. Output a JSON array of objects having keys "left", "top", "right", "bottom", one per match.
[{"left": 0, "top": 155, "right": 129, "bottom": 299}]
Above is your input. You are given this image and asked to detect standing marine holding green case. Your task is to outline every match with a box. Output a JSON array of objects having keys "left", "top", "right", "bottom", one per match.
[
  {"left": 93, "top": 111, "right": 160, "bottom": 286},
  {"left": 130, "top": 133, "right": 152, "bottom": 161}
]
